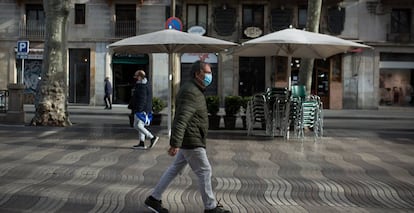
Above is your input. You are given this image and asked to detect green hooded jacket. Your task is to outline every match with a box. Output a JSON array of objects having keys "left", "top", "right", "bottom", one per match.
[{"left": 170, "top": 80, "right": 208, "bottom": 149}]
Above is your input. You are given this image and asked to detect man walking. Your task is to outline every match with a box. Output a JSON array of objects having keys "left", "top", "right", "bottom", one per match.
[
  {"left": 144, "top": 61, "right": 231, "bottom": 213},
  {"left": 104, "top": 77, "right": 112, "bottom": 109},
  {"left": 131, "top": 70, "right": 159, "bottom": 150}
]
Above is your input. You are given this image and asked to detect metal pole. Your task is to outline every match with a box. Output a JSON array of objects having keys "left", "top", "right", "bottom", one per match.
[
  {"left": 287, "top": 56, "right": 292, "bottom": 90},
  {"left": 168, "top": 53, "right": 172, "bottom": 137},
  {"left": 168, "top": 0, "right": 176, "bottom": 138},
  {"left": 21, "top": 59, "right": 25, "bottom": 84},
  {"left": 171, "top": 0, "right": 176, "bottom": 17}
]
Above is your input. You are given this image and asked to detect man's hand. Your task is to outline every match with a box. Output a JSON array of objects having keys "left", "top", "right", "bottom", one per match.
[{"left": 168, "top": 146, "right": 179, "bottom": 156}]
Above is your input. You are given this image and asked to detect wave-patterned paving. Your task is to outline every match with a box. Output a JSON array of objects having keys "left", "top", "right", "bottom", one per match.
[{"left": 0, "top": 125, "right": 413, "bottom": 213}]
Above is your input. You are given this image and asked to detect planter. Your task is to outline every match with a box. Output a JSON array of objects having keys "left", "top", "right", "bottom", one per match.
[
  {"left": 152, "top": 113, "right": 162, "bottom": 126},
  {"left": 208, "top": 115, "right": 221, "bottom": 130},
  {"left": 224, "top": 96, "right": 242, "bottom": 117},
  {"left": 206, "top": 96, "right": 220, "bottom": 116},
  {"left": 223, "top": 115, "right": 237, "bottom": 130},
  {"left": 224, "top": 96, "right": 242, "bottom": 130},
  {"left": 152, "top": 97, "right": 166, "bottom": 114}
]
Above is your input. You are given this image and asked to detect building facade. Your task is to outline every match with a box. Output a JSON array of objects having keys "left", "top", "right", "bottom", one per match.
[
  {"left": 0, "top": 0, "right": 171, "bottom": 106},
  {"left": 0, "top": 0, "right": 413, "bottom": 109}
]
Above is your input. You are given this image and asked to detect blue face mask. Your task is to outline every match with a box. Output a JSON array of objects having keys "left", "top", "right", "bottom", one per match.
[{"left": 203, "top": 73, "right": 212, "bottom": 87}]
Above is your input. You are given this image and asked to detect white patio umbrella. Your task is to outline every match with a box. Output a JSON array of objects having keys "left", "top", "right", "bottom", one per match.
[
  {"left": 108, "top": 29, "right": 238, "bottom": 135},
  {"left": 234, "top": 28, "right": 372, "bottom": 89}
]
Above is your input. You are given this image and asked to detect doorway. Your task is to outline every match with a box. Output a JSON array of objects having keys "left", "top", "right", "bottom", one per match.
[
  {"left": 239, "top": 57, "right": 265, "bottom": 97},
  {"left": 112, "top": 54, "right": 149, "bottom": 104},
  {"left": 314, "top": 59, "right": 330, "bottom": 108},
  {"left": 69, "top": 49, "right": 90, "bottom": 104}
]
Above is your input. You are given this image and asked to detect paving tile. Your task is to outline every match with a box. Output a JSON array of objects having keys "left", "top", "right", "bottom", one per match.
[{"left": 0, "top": 107, "right": 413, "bottom": 212}]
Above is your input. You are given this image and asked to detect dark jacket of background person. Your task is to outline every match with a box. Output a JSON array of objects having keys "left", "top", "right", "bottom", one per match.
[
  {"left": 170, "top": 79, "right": 208, "bottom": 149},
  {"left": 132, "top": 78, "right": 152, "bottom": 113},
  {"left": 104, "top": 78, "right": 112, "bottom": 96}
]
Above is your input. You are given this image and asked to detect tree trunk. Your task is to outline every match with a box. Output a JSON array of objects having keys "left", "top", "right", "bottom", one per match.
[
  {"left": 31, "top": 0, "right": 71, "bottom": 127},
  {"left": 298, "top": 0, "right": 322, "bottom": 95}
]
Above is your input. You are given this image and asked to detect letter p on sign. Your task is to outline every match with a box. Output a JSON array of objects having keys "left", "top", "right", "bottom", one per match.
[{"left": 17, "top": 41, "right": 29, "bottom": 54}]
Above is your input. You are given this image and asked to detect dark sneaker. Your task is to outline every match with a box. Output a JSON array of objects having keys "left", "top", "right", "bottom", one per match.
[
  {"left": 145, "top": 196, "right": 169, "bottom": 213},
  {"left": 132, "top": 142, "right": 147, "bottom": 150},
  {"left": 149, "top": 136, "right": 159, "bottom": 149},
  {"left": 205, "top": 200, "right": 231, "bottom": 213},
  {"left": 204, "top": 206, "right": 231, "bottom": 213}
]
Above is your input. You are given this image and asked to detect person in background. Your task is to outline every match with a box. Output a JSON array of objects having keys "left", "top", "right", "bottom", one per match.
[
  {"left": 144, "top": 61, "right": 231, "bottom": 213},
  {"left": 104, "top": 77, "right": 112, "bottom": 110},
  {"left": 131, "top": 70, "right": 159, "bottom": 150}
]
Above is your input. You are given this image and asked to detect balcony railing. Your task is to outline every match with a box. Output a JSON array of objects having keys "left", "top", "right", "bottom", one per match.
[
  {"left": 115, "top": 20, "right": 136, "bottom": 38},
  {"left": 19, "top": 20, "right": 45, "bottom": 40},
  {"left": 387, "top": 32, "right": 412, "bottom": 42}
]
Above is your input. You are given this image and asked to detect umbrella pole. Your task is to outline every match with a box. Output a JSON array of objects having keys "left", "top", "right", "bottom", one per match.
[
  {"left": 168, "top": 53, "right": 172, "bottom": 137},
  {"left": 287, "top": 56, "right": 292, "bottom": 90}
]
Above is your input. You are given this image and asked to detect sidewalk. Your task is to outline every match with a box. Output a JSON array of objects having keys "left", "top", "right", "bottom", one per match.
[
  {"left": 21, "top": 104, "right": 414, "bottom": 138},
  {"left": 23, "top": 104, "right": 414, "bottom": 123},
  {"left": 324, "top": 106, "right": 414, "bottom": 120},
  {"left": 0, "top": 105, "right": 412, "bottom": 212}
]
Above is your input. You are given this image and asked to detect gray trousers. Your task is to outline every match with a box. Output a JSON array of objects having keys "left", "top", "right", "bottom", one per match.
[
  {"left": 151, "top": 147, "right": 216, "bottom": 209},
  {"left": 133, "top": 114, "right": 153, "bottom": 142}
]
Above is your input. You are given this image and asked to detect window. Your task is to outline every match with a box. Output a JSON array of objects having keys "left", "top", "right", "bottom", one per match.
[
  {"left": 187, "top": 4, "right": 208, "bottom": 32},
  {"left": 270, "top": 8, "right": 292, "bottom": 32},
  {"left": 242, "top": 5, "right": 264, "bottom": 39},
  {"left": 165, "top": 5, "right": 182, "bottom": 20},
  {"left": 75, "top": 4, "right": 86, "bottom": 25},
  {"left": 25, "top": 4, "right": 45, "bottom": 38},
  {"left": 327, "top": 7, "right": 345, "bottom": 35},
  {"left": 298, "top": 6, "right": 307, "bottom": 29},
  {"left": 213, "top": 5, "right": 236, "bottom": 36},
  {"left": 115, "top": 4, "right": 136, "bottom": 37},
  {"left": 26, "top": 4, "right": 45, "bottom": 23},
  {"left": 391, "top": 9, "right": 411, "bottom": 33}
]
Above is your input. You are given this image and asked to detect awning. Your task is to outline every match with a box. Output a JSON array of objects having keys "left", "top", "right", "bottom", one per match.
[{"left": 112, "top": 55, "right": 149, "bottom": 64}]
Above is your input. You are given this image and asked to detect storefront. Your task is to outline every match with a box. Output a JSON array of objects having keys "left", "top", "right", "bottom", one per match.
[
  {"left": 15, "top": 48, "right": 43, "bottom": 104},
  {"left": 273, "top": 55, "right": 343, "bottom": 109},
  {"left": 68, "top": 49, "right": 90, "bottom": 104},
  {"left": 379, "top": 53, "right": 414, "bottom": 106},
  {"left": 111, "top": 54, "right": 149, "bottom": 104},
  {"left": 238, "top": 57, "right": 265, "bottom": 97}
]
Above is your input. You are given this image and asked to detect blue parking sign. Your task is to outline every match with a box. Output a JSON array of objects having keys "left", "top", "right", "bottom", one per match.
[{"left": 17, "top": 40, "right": 29, "bottom": 54}]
